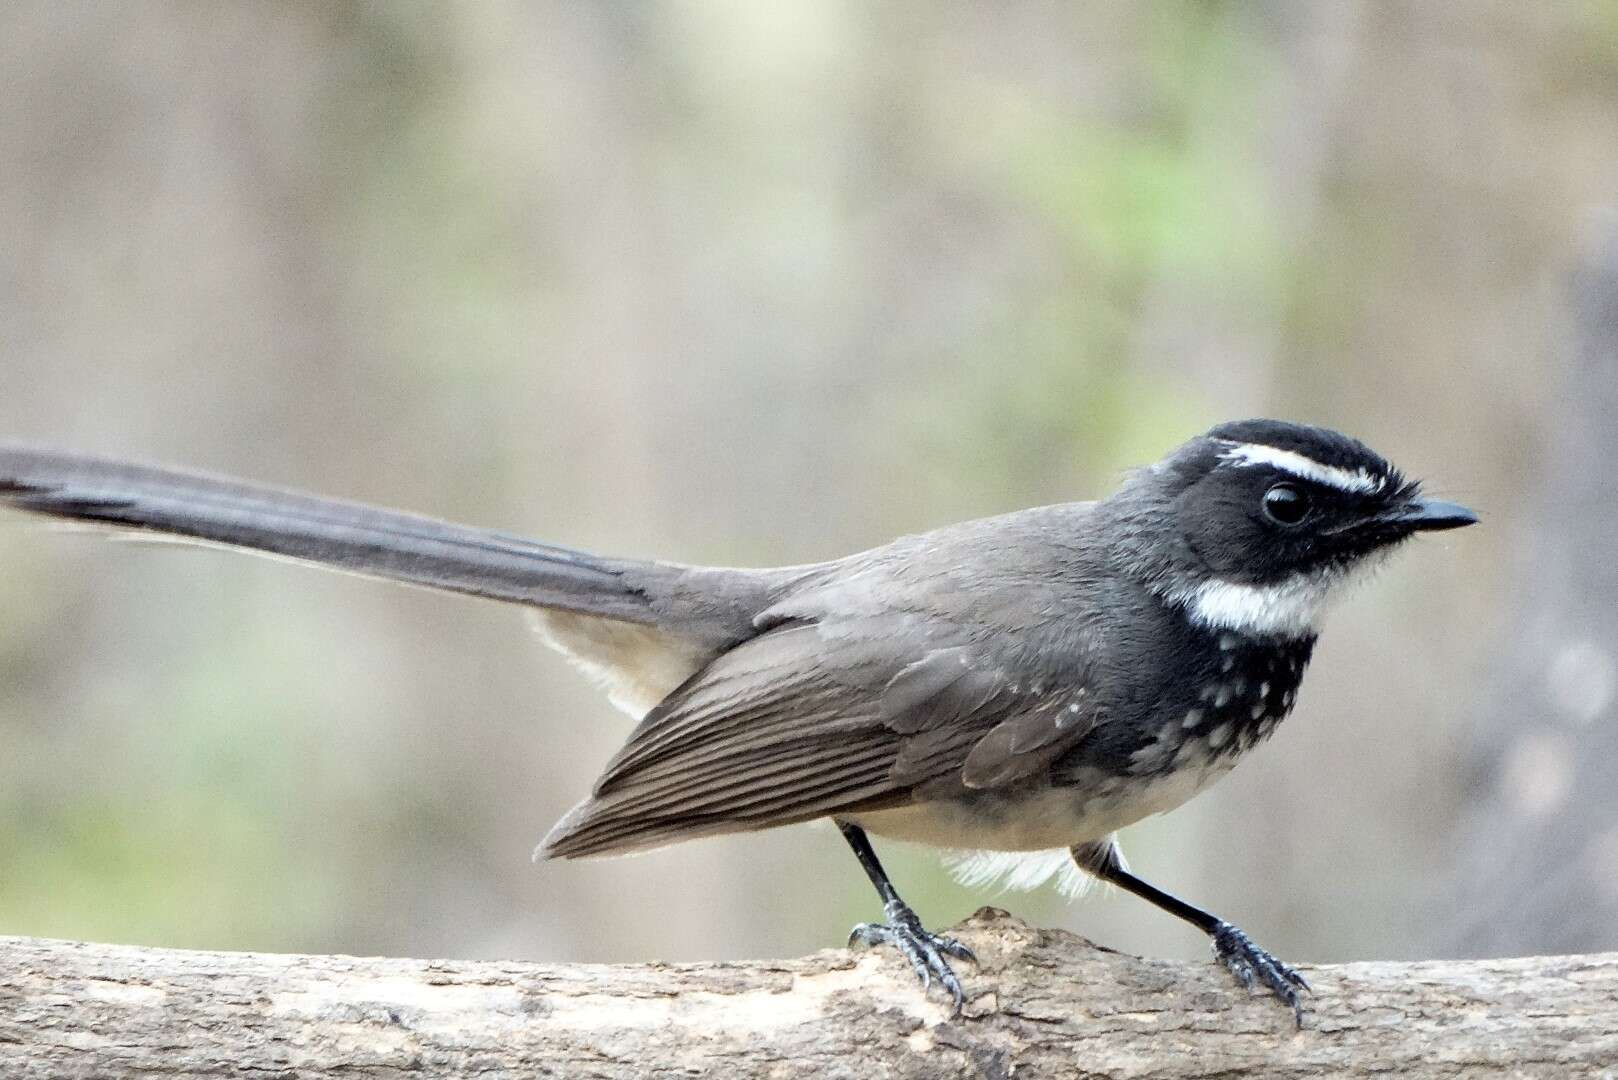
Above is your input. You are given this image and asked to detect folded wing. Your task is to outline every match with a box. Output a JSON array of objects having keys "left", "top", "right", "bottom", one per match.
[{"left": 539, "top": 613, "right": 1101, "bottom": 858}]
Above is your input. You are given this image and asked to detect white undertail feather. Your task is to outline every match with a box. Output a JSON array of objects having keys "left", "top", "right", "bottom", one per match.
[
  {"left": 528, "top": 610, "right": 710, "bottom": 719},
  {"left": 942, "top": 848, "right": 1094, "bottom": 898}
]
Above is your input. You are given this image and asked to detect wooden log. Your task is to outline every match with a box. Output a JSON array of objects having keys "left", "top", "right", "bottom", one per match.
[{"left": 2, "top": 909, "right": 1614, "bottom": 1079}]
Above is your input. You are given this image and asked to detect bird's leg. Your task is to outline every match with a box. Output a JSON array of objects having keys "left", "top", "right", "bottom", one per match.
[
  {"left": 839, "top": 821, "right": 976, "bottom": 1013},
  {"left": 1072, "top": 840, "right": 1309, "bottom": 1025}
]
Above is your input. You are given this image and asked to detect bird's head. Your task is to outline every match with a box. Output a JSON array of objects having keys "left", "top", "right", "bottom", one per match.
[{"left": 1110, "top": 419, "right": 1477, "bottom": 639}]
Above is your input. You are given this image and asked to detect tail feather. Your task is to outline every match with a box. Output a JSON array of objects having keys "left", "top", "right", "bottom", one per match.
[{"left": 0, "top": 445, "right": 656, "bottom": 623}]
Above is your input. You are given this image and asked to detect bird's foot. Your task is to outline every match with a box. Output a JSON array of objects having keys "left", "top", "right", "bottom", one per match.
[
  {"left": 849, "top": 899, "right": 977, "bottom": 1014},
  {"left": 1212, "top": 921, "right": 1309, "bottom": 1025}
]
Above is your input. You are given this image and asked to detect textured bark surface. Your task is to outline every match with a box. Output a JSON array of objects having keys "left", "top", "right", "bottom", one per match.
[{"left": 2, "top": 910, "right": 1615, "bottom": 1079}]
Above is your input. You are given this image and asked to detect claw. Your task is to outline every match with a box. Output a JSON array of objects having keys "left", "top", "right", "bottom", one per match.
[
  {"left": 1212, "top": 921, "right": 1308, "bottom": 1026},
  {"left": 848, "top": 900, "right": 976, "bottom": 1014}
]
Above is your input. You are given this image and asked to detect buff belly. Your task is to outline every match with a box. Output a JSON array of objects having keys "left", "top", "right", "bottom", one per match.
[{"left": 845, "top": 757, "right": 1239, "bottom": 852}]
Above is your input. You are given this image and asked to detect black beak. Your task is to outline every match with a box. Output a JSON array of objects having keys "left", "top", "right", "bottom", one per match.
[{"left": 1384, "top": 498, "right": 1479, "bottom": 532}]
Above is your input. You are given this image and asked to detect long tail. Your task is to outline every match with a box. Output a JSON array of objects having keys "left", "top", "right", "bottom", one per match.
[{"left": 0, "top": 445, "right": 660, "bottom": 625}]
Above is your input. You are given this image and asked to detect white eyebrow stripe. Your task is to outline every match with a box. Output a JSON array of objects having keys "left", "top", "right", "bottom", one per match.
[{"left": 1219, "top": 442, "right": 1384, "bottom": 494}]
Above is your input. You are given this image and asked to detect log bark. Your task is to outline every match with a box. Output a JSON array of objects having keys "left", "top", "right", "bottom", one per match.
[{"left": 1, "top": 909, "right": 1613, "bottom": 1079}]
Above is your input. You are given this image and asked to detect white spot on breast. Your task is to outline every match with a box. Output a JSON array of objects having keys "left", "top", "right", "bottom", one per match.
[
  {"left": 1208, "top": 722, "right": 1232, "bottom": 748},
  {"left": 1250, "top": 703, "right": 1266, "bottom": 720},
  {"left": 1214, "top": 686, "right": 1233, "bottom": 708},
  {"left": 1182, "top": 707, "right": 1204, "bottom": 729}
]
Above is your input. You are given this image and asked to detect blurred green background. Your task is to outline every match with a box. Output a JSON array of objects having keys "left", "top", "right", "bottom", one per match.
[{"left": 1, "top": 2, "right": 1615, "bottom": 969}]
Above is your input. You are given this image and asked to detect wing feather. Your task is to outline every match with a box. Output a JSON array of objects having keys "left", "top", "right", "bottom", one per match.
[{"left": 540, "top": 613, "right": 1102, "bottom": 859}]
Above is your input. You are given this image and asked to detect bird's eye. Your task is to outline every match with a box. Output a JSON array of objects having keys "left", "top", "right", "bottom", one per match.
[{"left": 1261, "top": 482, "right": 1311, "bottom": 526}]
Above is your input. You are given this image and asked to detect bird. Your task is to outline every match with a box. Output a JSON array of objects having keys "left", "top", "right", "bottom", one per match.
[{"left": 0, "top": 419, "right": 1476, "bottom": 1022}]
